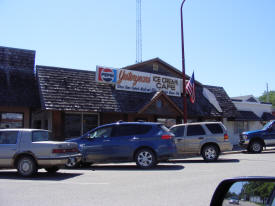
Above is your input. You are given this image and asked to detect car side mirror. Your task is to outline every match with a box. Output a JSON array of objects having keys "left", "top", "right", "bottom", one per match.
[{"left": 210, "top": 177, "right": 275, "bottom": 206}]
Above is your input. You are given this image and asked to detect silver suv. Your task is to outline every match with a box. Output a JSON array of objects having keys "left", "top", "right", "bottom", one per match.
[{"left": 170, "top": 122, "right": 233, "bottom": 161}]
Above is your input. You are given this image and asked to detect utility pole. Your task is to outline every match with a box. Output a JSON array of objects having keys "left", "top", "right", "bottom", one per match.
[
  {"left": 181, "top": 0, "right": 187, "bottom": 123},
  {"left": 266, "top": 83, "right": 270, "bottom": 102}
]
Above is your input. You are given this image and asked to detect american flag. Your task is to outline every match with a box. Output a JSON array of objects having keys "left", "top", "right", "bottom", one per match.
[{"left": 186, "top": 72, "right": 195, "bottom": 103}]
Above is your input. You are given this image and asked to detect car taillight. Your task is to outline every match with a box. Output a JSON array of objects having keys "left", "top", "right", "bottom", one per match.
[
  {"left": 52, "top": 148, "right": 79, "bottom": 153},
  {"left": 161, "top": 134, "right": 172, "bottom": 140},
  {"left": 224, "top": 133, "right": 229, "bottom": 141}
]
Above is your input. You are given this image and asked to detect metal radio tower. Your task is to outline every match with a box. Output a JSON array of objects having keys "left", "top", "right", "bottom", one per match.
[{"left": 136, "top": 0, "right": 142, "bottom": 63}]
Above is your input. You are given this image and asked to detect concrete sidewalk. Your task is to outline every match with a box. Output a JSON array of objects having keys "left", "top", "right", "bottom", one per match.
[
  {"left": 224, "top": 145, "right": 275, "bottom": 155},
  {"left": 223, "top": 145, "right": 245, "bottom": 155}
]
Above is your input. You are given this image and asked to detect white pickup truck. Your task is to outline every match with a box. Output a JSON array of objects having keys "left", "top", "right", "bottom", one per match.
[{"left": 0, "top": 128, "right": 82, "bottom": 176}]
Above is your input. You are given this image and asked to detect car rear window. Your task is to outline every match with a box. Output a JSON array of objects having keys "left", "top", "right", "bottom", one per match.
[
  {"left": 32, "top": 131, "right": 50, "bottom": 142},
  {"left": 170, "top": 126, "right": 185, "bottom": 136},
  {"left": 205, "top": 124, "right": 224, "bottom": 134},
  {"left": 0, "top": 131, "right": 18, "bottom": 144},
  {"left": 113, "top": 125, "right": 152, "bottom": 137},
  {"left": 187, "top": 125, "right": 205, "bottom": 136}
]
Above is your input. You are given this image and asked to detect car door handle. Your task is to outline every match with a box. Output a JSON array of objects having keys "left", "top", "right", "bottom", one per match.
[
  {"left": 177, "top": 139, "right": 184, "bottom": 142},
  {"left": 198, "top": 137, "right": 204, "bottom": 140}
]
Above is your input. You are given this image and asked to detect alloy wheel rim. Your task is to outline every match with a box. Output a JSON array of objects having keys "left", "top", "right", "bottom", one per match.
[
  {"left": 138, "top": 151, "right": 153, "bottom": 167},
  {"left": 252, "top": 143, "right": 261, "bottom": 152},
  {"left": 205, "top": 147, "right": 216, "bottom": 160},
  {"left": 20, "top": 159, "right": 32, "bottom": 174},
  {"left": 66, "top": 158, "right": 76, "bottom": 167}
]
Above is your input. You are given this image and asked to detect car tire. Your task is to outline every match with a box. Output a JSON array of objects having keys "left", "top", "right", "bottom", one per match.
[
  {"left": 45, "top": 166, "right": 59, "bottom": 174},
  {"left": 135, "top": 148, "right": 156, "bottom": 169},
  {"left": 81, "top": 162, "right": 92, "bottom": 168},
  {"left": 17, "top": 156, "right": 37, "bottom": 177},
  {"left": 249, "top": 141, "right": 263, "bottom": 153},
  {"left": 65, "top": 157, "right": 80, "bottom": 168},
  {"left": 202, "top": 145, "right": 219, "bottom": 162}
]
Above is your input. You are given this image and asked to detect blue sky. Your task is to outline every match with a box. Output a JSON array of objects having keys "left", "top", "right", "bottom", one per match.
[{"left": 1, "top": 0, "right": 274, "bottom": 97}]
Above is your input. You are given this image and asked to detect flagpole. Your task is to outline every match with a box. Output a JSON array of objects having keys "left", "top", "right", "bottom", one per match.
[{"left": 181, "top": 0, "right": 188, "bottom": 123}]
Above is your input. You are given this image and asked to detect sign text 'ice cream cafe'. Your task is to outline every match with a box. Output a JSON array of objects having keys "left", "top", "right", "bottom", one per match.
[{"left": 96, "top": 66, "right": 182, "bottom": 97}]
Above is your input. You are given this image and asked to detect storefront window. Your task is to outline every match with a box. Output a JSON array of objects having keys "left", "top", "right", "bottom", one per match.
[
  {"left": 83, "top": 114, "right": 98, "bottom": 134},
  {"left": 64, "top": 114, "right": 81, "bottom": 138},
  {"left": 64, "top": 113, "right": 98, "bottom": 139},
  {"left": 0, "top": 113, "right": 23, "bottom": 129}
]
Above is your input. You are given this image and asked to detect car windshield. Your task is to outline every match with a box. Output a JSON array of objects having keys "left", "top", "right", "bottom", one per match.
[
  {"left": 32, "top": 131, "right": 50, "bottom": 142},
  {"left": 262, "top": 121, "right": 274, "bottom": 130}
]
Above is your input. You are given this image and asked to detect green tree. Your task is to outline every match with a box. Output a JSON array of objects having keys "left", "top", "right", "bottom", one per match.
[
  {"left": 259, "top": 91, "right": 275, "bottom": 106},
  {"left": 240, "top": 181, "right": 275, "bottom": 203}
]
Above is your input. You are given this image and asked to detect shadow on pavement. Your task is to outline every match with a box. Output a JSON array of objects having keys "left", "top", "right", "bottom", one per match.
[
  {"left": 168, "top": 158, "right": 240, "bottom": 164},
  {"left": 0, "top": 169, "right": 83, "bottom": 181},
  {"left": 68, "top": 164, "right": 184, "bottom": 171}
]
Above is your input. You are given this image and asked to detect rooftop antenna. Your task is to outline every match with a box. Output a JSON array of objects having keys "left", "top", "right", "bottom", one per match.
[{"left": 136, "top": 0, "right": 142, "bottom": 63}]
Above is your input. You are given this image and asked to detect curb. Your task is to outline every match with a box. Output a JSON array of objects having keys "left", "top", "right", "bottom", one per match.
[{"left": 223, "top": 146, "right": 275, "bottom": 155}]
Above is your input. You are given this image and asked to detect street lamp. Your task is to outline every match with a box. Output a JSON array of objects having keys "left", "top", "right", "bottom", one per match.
[{"left": 181, "top": 0, "right": 187, "bottom": 123}]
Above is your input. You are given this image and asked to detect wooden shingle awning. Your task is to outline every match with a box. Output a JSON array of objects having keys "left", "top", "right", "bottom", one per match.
[
  {"left": 235, "top": 111, "right": 261, "bottom": 121},
  {"left": 261, "top": 112, "right": 275, "bottom": 121},
  {"left": 138, "top": 91, "right": 183, "bottom": 116}
]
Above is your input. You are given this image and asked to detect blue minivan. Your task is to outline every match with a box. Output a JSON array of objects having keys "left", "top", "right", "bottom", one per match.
[{"left": 66, "top": 121, "right": 176, "bottom": 169}]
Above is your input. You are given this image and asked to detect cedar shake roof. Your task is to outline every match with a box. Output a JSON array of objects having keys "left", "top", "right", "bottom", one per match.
[
  {"left": 138, "top": 91, "right": 183, "bottom": 115},
  {"left": 261, "top": 112, "right": 275, "bottom": 121},
  {"left": 123, "top": 58, "right": 183, "bottom": 78},
  {"left": 235, "top": 111, "right": 261, "bottom": 121},
  {"left": 37, "top": 65, "right": 154, "bottom": 112},
  {"left": 37, "top": 65, "right": 222, "bottom": 118},
  {"left": 123, "top": 58, "right": 202, "bottom": 85},
  {"left": 0, "top": 46, "right": 40, "bottom": 107},
  {"left": 204, "top": 85, "right": 238, "bottom": 118},
  {"left": 170, "top": 84, "right": 221, "bottom": 118}
]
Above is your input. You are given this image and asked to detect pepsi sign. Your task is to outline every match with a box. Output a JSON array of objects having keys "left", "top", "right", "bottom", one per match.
[{"left": 96, "top": 66, "right": 117, "bottom": 83}]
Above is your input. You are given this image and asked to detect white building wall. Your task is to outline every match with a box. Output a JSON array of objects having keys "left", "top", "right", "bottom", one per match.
[
  {"left": 249, "top": 121, "right": 262, "bottom": 131},
  {"left": 223, "top": 118, "right": 238, "bottom": 145}
]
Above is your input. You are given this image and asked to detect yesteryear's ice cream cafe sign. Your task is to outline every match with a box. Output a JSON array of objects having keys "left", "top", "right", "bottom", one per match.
[{"left": 96, "top": 66, "right": 182, "bottom": 97}]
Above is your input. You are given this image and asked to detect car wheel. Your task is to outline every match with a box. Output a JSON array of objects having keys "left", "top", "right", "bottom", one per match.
[
  {"left": 65, "top": 157, "right": 80, "bottom": 168},
  {"left": 249, "top": 141, "right": 263, "bottom": 153},
  {"left": 17, "top": 156, "right": 37, "bottom": 177},
  {"left": 45, "top": 166, "right": 59, "bottom": 174},
  {"left": 81, "top": 162, "right": 92, "bottom": 168},
  {"left": 135, "top": 149, "right": 156, "bottom": 169},
  {"left": 202, "top": 145, "right": 219, "bottom": 162}
]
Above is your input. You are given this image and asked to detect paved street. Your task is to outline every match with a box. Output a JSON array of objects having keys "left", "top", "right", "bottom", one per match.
[{"left": 1, "top": 150, "right": 275, "bottom": 206}]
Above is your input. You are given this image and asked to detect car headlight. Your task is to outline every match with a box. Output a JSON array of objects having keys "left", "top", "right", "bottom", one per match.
[
  {"left": 79, "top": 144, "right": 85, "bottom": 151},
  {"left": 242, "top": 134, "right": 248, "bottom": 140}
]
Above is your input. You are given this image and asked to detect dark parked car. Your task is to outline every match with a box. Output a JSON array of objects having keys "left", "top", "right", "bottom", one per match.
[
  {"left": 240, "top": 120, "right": 275, "bottom": 153},
  {"left": 66, "top": 121, "right": 176, "bottom": 169}
]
